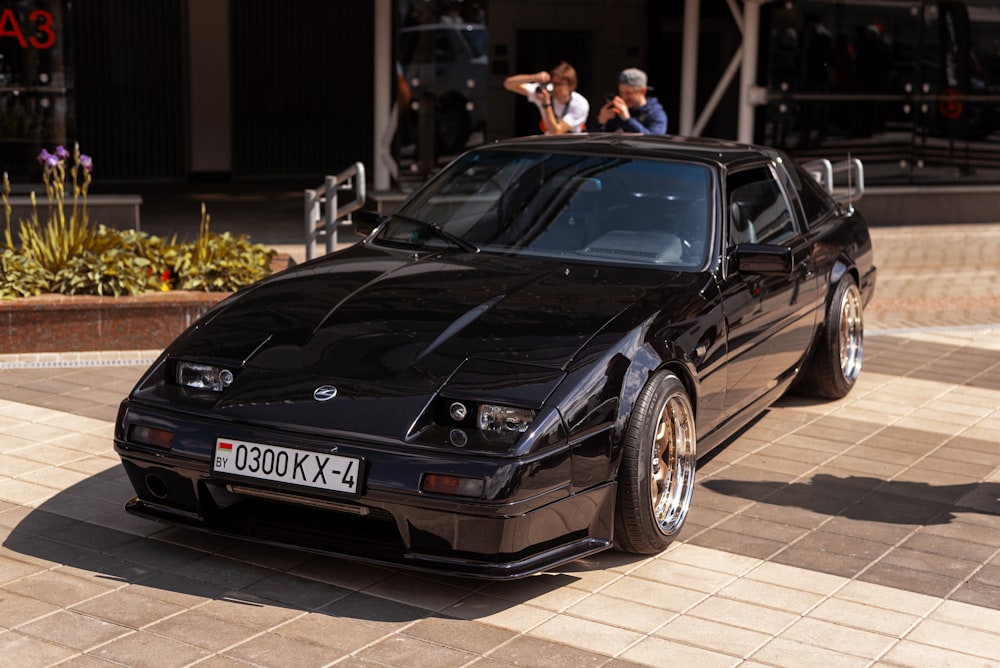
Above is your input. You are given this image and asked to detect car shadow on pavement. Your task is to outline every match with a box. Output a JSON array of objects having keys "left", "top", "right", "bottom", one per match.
[
  {"left": 701, "top": 475, "right": 1000, "bottom": 525},
  {"left": 1, "top": 476, "right": 650, "bottom": 626}
]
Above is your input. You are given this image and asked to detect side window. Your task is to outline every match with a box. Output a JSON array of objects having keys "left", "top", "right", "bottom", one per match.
[{"left": 727, "top": 167, "right": 796, "bottom": 246}]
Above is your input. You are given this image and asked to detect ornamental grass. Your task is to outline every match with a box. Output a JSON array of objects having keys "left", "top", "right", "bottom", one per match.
[{"left": 1, "top": 144, "right": 274, "bottom": 299}]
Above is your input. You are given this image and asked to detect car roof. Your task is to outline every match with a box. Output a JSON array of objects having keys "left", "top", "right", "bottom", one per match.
[
  {"left": 400, "top": 22, "right": 485, "bottom": 31},
  {"left": 482, "top": 133, "right": 780, "bottom": 171}
]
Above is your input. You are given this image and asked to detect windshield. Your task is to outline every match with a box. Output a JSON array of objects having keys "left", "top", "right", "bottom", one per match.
[{"left": 377, "top": 148, "right": 713, "bottom": 268}]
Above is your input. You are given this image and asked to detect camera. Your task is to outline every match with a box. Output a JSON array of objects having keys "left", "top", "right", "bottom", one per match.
[{"left": 534, "top": 83, "right": 554, "bottom": 94}]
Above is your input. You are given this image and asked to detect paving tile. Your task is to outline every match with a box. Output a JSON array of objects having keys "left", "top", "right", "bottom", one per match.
[
  {"left": 781, "top": 617, "right": 896, "bottom": 660},
  {"left": 143, "top": 609, "right": 259, "bottom": 652},
  {"left": 3, "top": 568, "right": 119, "bottom": 608},
  {"left": 317, "top": 591, "right": 431, "bottom": 631},
  {"left": 743, "top": 561, "right": 846, "bottom": 596},
  {"left": 238, "top": 572, "right": 350, "bottom": 611},
  {"left": 90, "top": 630, "right": 211, "bottom": 668},
  {"left": 716, "top": 577, "right": 825, "bottom": 615},
  {"left": 860, "top": 561, "right": 960, "bottom": 599},
  {"left": 687, "top": 525, "right": 789, "bottom": 561},
  {"left": 879, "top": 638, "right": 993, "bottom": 668},
  {"left": 485, "top": 633, "right": 611, "bottom": 667},
  {"left": 931, "top": 599, "right": 1000, "bottom": 637},
  {"left": 225, "top": 630, "right": 347, "bottom": 668},
  {"left": 0, "top": 589, "right": 61, "bottom": 629},
  {"left": 654, "top": 614, "right": 769, "bottom": 657},
  {"left": 70, "top": 588, "right": 187, "bottom": 628},
  {"left": 168, "top": 553, "right": 274, "bottom": 591},
  {"left": 949, "top": 578, "right": 1000, "bottom": 611},
  {"left": 918, "top": 518, "right": 1000, "bottom": 548},
  {"left": 739, "top": 498, "right": 830, "bottom": 530},
  {"left": 0, "top": 630, "right": 78, "bottom": 667},
  {"left": 686, "top": 596, "right": 798, "bottom": 636},
  {"left": 288, "top": 554, "right": 396, "bottom": 591},
  {"left": 17, "top": 609, "right": 131, "bottom": 651},
  {"left": 621, "top": 635, "right": 741, "bottom": 668},
  {"left": 627, "top": 558, "right": 737, "bottom": 595},
  {"left": 401, "top": 616, "right": 516, "bottom": 655},
  {"left": 196, "top": 595, "right": 303, "bottom": 630},
  {"left": 808, "top": 597, "right": 919, "bottom": 637},
  {"left": 563, "top": 592, "right": 676, "bottom": 633},
  {"left": 821, "top": 515, "right": 914, "bottom": 546},
  {"left": 483, "top": 573, "right": 591, "bottom": 611},
  {"left": 441, "top": 593, "right": 554, "bottom": 632},
  {"left": 273, "top": 611, "right": 393, "bottom": 652},
  {"left": 834, "top": 580, "right": 940, "bottom": 617},
  {"left": 750, "top": 637, "right": 872, "bottom": 668},
  {"left": 878, "top": 546, "right": 981, "bottom": 582},
  {"left": 363, "top": 633, "right": 485, "bottom": 667},
  {"left": 364, "top": 572, "right": 480, "bottom": 612},
  {"left": 597, "top": 573, "right": 708, "bottom": 613},
  {"left": 772, "top": 545, "right": 870, "bottom": 579}
]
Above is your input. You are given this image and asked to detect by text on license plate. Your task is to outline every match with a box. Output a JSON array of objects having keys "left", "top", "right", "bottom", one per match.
[{"left": 213, "top": 438, "right": 361, "bottom": 496}]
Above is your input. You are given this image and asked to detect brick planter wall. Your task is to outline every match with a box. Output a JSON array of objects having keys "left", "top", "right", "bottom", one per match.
[{"left": 0, "top": 291, "right": 228, "bottom": 354}]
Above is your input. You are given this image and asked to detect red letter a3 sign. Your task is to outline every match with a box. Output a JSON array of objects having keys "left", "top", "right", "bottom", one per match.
[{"left": 0, "top": 8, "right": 56, "bottom": 49}]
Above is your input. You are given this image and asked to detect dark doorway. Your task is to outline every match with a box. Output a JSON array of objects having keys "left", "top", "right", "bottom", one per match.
[{"left": 513, "top": 30, "right": 595, "bottom": 138}]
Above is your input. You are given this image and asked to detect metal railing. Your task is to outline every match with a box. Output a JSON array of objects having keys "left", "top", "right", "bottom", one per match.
[
  {"left": 304, "top": 161, "right": 366, "bottom": 261},
  {"left": 803, "top": 157, "right": 865, "bottom": 210}
]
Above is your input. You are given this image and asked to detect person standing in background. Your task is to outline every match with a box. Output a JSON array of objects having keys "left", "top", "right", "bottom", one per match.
[
  {"left": 597, "top": 68, "right": 667, "bottom": 134},
  {"left": 504, "top": 61, "right": 590, "bottom": 135}
]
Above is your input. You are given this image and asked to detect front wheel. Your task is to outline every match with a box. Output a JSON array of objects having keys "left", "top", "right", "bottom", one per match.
[
  {"left": 797, "top": 276, "right": 864, "bottom": 399},
  {"left": 614, "top": 371, "right": 697, "bottom": 554}
]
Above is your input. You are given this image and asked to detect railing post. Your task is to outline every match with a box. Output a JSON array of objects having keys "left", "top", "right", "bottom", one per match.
[
  {"left": 325, "top": 174, "right": 338, "bottom": 255},
  {"left": 304, "top": 188, "right": 319, "bottom": 261}
]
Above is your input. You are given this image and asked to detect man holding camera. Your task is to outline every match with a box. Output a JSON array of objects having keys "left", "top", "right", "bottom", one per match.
[
  {"left": 597, "top": 68, "right": 667, "bottom": 134},
  {"left": 504, "top": 61, "right": 590, "bottom": 135}
]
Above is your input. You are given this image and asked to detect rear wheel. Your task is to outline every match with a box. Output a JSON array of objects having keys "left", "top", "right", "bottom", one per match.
[
  {"left": 798, "top": 276, "right": 863, "bottom": 398},
  {"left": 614, "top": 371, "right": 697, "bottom": 554}
]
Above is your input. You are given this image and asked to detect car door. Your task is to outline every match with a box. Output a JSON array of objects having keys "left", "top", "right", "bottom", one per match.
[{"left": 718, "top": 164, "right": 821, "bottom": 419}]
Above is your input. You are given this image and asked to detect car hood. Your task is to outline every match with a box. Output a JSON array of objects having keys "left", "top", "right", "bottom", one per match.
[{"left": 135, "top": 245, "right": 690, "bottom": 434}]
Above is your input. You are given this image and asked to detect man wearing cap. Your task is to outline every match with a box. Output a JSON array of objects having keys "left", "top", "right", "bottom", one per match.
[{"left": 597, "top": 68, "right": 667, "bottom": 134}]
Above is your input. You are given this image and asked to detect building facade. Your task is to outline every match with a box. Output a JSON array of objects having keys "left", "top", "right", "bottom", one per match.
[{"left": 3, "top": 0, "right": 999, "bottom": 190}]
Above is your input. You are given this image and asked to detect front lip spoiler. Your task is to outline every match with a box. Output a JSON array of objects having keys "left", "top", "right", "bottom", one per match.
[{"left": 123, "top": 496, "right": 612, "bottom": 580}]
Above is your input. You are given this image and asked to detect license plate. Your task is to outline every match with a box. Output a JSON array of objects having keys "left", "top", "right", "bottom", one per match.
[{"left": 212, "top": 438, "right": 362, "bottom": 496}]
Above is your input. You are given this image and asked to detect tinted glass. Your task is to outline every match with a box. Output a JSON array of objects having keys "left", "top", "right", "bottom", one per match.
[{"left": 380, "top": 148, "right": 713, "bottom": 268}]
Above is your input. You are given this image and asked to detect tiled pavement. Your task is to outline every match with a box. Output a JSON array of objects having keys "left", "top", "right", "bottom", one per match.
[{"left": 1, "top": 224, "right": 999, "bottom": 667}]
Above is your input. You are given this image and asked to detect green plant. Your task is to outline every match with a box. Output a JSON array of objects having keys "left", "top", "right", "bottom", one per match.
[{"left": 1, "top": 146, "right": 275, "bottom": 299}]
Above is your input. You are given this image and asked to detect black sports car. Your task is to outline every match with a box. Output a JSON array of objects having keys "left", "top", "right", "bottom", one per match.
[{"left": 114, "top": 134, "right": 876, "bottom": 579}]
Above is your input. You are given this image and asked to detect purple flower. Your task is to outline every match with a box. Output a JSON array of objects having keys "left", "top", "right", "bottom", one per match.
[
  {"left": 80, "top": 154, "right": 94, "bottom": 173},
  {"left": 37, "top": 148, "right": 51, "bottom": 164},
  {"left": 55, "top": 145, "right": 70, "bottom": 160}
]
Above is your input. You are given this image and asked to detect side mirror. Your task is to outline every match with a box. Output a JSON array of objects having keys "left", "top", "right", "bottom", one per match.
[
  {"left": 731, "top": 244, "right": 794, "bottom": 276},
  {"left": 354, "top": 209, "right": 386, "bottom": 237}
]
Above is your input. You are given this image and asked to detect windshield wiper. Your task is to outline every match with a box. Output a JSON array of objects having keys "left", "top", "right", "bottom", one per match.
[{"left": 389, "top": 213, "right": 480, "bottom": 254}]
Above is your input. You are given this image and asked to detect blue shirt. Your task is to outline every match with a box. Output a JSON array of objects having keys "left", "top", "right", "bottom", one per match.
[{"left": 599, "top": 96, "right": 668, "bottom": 134}]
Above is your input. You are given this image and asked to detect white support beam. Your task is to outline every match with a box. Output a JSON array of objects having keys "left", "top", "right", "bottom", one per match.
[
  {"left": 679, "top": 0, "right": 700, "bottom": 136},
  {"left": 737, "top": 0, "right": 764, "bottom": 143},
  {"left": 373, "top": 0, "right": 393, "bottom": 190}
]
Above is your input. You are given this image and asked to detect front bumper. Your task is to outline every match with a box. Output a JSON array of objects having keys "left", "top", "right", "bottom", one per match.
[{"left": 115, "top": 404, "right": 615, "bottom": 580}]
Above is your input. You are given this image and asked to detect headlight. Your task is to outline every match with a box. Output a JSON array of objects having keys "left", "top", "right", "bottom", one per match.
[
  {"left": 477, "top": 404, "right": 535, "bottom": 433},
  {"left": 176, "top": 361, "right": 235, "bottom": 392}
]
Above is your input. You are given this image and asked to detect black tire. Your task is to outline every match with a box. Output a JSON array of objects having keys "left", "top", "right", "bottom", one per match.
[
  {"left": 614, "top": 371, "right": 697, "bottom": 554},
  {"left": 798, "top": 276, "right": 864, "bottom": 399}
]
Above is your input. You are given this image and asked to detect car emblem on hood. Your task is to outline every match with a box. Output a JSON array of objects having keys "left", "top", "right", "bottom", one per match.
[{"left": 313, "top": 385, "right": 338, "bottom": 402}]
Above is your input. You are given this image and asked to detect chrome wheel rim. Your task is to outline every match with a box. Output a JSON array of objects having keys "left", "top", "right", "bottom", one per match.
[
  {"left": 650, "top": 393, "right": 697, "bottom": 535},
  {"left": 839, "top": 284, "right": 864, "bottom": 384}
]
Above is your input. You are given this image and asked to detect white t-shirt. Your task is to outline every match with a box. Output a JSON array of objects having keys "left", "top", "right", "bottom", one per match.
[{"left": 528, "top": 89, "right": 590, "bottom": 134}]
